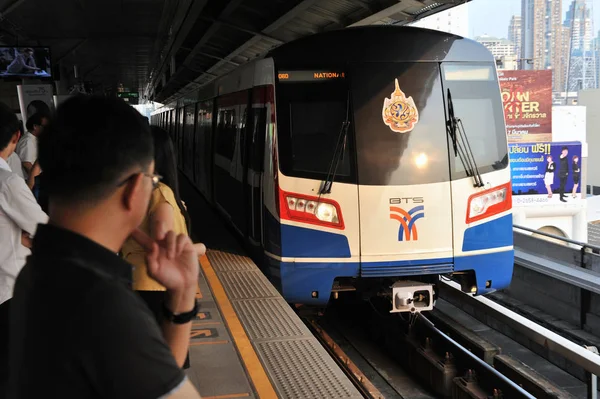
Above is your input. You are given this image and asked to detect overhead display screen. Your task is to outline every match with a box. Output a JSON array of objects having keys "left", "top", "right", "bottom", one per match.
[
  {"left": 277, "top": 70, "right": 345, "bottom": 83},
  {"left": 0, "top": 47, "right": 52, "bottom": 78}
]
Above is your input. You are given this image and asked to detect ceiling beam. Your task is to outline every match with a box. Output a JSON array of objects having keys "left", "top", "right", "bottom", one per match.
[
  {"left": 55, "top": 39, "right": 88, "bottom": 64},
  {"left": 197, "top": 16, "right": 284, "bottom": 44},
  {"left": 0, "top": 0, "right": 27, "bottom": 18},
  {"left": 184, "top": 0, "right": 319, "bottom": 88},
  {"left": 176, "top": 0, "right": 246, "bottom": 70},
  {"left": 146, "top": 0, "right": 209, "bottom": 96},
  {"left": 349, "top": 0, "right": 417, "bottom": 26}
]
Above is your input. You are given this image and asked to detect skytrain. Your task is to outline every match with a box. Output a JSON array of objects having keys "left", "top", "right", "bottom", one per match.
[{"left": 152, "top": 26, "right": 514, "bottom": 312}]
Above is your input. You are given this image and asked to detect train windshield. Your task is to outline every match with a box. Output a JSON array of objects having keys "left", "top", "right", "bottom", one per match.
[
  {"left": 441, "top": 63, "right": 508, "bottom": 178},
  {"left": 276, "top": 72, "right": 355, "bottom": 183},
  {"left": 350, "top": 62, "right": 451, "bottom": 186},
  {"left": 275, "top": 63, "right": 507, "bottom": 186}
]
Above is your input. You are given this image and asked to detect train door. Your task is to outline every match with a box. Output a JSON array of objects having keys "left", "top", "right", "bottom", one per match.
[
  {"left": 183, "top": 104, "right": 196, "bottom": 181},
  {"left": 350, "top": 62, "right": 454, "bottom": 276},
  {"left": 246, "top": 87, "right": 268, "bottom": 246},
  {"left": 194, "top": 100, "right": 213, "bottom": 199},
  {"left": 214, "top": 91, "right": 248, "bottom": 234},
  {"left": 169, "top": 109, "right": 175, "bottom": 140}
]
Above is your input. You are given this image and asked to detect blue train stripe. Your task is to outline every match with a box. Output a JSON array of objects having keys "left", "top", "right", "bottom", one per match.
[
  {"left": 280, "top": 224, "right": 351, "bottom": 258},
  {"left": 462, "top": 214, "right": 513, "bottom": 252}
]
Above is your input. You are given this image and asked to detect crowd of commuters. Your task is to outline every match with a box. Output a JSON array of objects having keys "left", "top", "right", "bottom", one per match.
[{"left": 0, "top": 96, "right": 205, "bottom": 398}]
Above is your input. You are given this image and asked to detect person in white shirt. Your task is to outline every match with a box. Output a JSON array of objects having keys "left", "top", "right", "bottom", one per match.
[
  {"left": 0, "top": 104, "right": 48, "bottom": 391},
  {"left": 7, "top": 152, "right": 23, "bottom": 179},
  {"left": 15, "top": 113, "right": 48, "bottom": 179}
]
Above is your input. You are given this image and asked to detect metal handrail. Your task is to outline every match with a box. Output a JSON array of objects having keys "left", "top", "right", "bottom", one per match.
[
  {"left": 513, "top": 224, "right": 600, "bottom": 253},
  {"left": 441, "top": 280, "right": 600, "bottom": 399}
]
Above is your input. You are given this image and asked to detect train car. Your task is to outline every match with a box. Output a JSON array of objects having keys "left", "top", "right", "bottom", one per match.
[{"left": 151, "top": 26, "right": 514, "bottom": 313}]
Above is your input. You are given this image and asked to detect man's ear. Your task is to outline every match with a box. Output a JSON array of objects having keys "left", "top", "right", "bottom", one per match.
[
  {"left": 11, "top": 131, "right": 20, "bottom": 144},
  {"left": 122, "top": 173, "right": 144, "bottom": 211}
]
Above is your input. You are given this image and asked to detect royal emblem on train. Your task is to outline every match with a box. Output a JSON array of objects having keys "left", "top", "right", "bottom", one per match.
[{"left": 382, "top": 78, "right": 419, "bottom": 133}]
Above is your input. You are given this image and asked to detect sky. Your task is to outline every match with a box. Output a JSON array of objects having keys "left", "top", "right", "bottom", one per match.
[{"left": 466, "top": 0, "right": 600, "bottom": 39}]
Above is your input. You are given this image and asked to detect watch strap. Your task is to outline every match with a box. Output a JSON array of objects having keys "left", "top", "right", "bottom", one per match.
[{"left": 163, "top": 300, "right": 199, "bottom": 324}]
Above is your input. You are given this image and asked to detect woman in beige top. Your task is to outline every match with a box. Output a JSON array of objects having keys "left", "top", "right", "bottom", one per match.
[{"left": 121, "top": 126, "right": 192, "bottom": 367}]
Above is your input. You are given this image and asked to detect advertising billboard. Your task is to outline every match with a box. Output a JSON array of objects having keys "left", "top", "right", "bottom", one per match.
[
  {"left": 499, "top": 70, "right": 553, "bottom": 143},
  {"left": 16, "top": 84, "right": 54, "bottom": 122},
  {"left": 509, "top": 141, "right": 582, "bottom": 206}
]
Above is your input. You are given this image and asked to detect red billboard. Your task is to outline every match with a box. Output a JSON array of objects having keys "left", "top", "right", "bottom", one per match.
[{"left": 498, "top": 70, "right": 553, "bottom": 143}]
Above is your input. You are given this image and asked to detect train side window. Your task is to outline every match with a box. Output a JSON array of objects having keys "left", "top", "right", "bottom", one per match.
[
  {"left": 240, "top": 105, "right": 248, "bottom": 167},
  {"left": 216, "top": 108, "right": 236, "bottom": 160},
  {"left": 251, "top": 107, "right": 267, "bottom": 172}
]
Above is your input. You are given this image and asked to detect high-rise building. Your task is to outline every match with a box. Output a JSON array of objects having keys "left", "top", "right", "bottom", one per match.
[
  {"left": 565, "top": 0, "right": 596, "bottom": 91},
  {"left": 595, "top": 32, "right": 600, "bottom": 87},
  {"left": 476, "top": 35, "right": 516, "bottom": 58},
  {"left": 508, "top": 15, "right": 522, "bottom": 62},
  {"left": 521, "top": 0, "right": 563, "bottom": 90},
  {"left": 408, "top": 3, "right": 469, "bottom": 38},
  {"left": 556, "top": 26, "right": 572, "bottom": 92},
  {"left": 565, "top": 0, "right": 594, "bottom": 52}
]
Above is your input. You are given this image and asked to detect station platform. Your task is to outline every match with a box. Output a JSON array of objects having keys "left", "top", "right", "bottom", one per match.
[{"left": 180, "top": 176, "right": 362, "bottom": 399}]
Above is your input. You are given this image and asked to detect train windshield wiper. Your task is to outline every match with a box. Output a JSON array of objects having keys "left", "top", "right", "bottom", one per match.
[
  {"left": 320, "top": 91, "right": 351, "bottom": 195},
  {"left": 446, "top": 89, "right": 484, "bottom": 188}
]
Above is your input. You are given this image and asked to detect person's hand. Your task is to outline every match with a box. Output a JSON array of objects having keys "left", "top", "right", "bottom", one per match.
[
  {"left": 31, "top": 161, "right": 42, "bottom": 178},
  {"left": 131, "top": 224, "right": 205, "bottom": 294},
  {"left": 21, "top": 231, "right": 32, "bottom": 248}
]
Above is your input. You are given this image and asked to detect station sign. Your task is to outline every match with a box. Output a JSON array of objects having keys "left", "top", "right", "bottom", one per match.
[
  {"left": 117, "top": 91, "right": 139, "bottom": 104},
  {"left": 509, "top": 141, "right": 582, "bottom": 206},
  {"left": 117, "top": 92, "right": 139, "bottom": 98},
  {"left": 499, "top": 70, "right": 553, "bottom": 143},
  {"left": 277, "top": 70, "right": 345, "bottom": 83}
]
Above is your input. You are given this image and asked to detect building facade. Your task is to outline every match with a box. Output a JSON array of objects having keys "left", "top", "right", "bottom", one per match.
[
  {"left": 565, "top": 0, "right": 597, "bottom": 91},
  {"left": 508, "top": 15, "right": 522, "bottom": 62},
  {"left": 408, "top": 3, "right": 469, "bottom": 37},
  {"left": 521, "top": 0, "right": 564, "bottom": 90},
  {"left": 476, "top": 35, "right": 516, "bottom": 58}
]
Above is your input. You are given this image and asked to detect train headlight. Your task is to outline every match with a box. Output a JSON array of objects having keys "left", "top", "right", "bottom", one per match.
[
  {"left": 279, "top": 190, "right": 345, "bottom": 229},
  {"left": 316, "top": 203, "right": 339, "bottom": 224},
  {"left": 466, "top": 183, "right": 511, "bottom": 224}
]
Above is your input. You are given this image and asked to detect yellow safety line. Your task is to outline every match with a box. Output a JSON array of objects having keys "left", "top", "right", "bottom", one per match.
[
  {"left": 199, "top": 255, "right": 277, "bottom": 399},
  {"left": 191, "top": 322, "right": 222, "bottom": 327},
  {"left": 203, "top": 393, "right": 251, "bottom": 399},
  {"left": 189, "top": 340, "right": 229, "bottom": 346}
]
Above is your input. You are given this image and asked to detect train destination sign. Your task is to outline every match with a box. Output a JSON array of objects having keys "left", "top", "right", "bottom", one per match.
[{"left": 277, "top": 70, "right": 345, "bottom": 82}]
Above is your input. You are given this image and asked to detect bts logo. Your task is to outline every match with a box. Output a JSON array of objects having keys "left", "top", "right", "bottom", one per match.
[{"left": 389, "top": 205, "right": 425, "bottom": 241}]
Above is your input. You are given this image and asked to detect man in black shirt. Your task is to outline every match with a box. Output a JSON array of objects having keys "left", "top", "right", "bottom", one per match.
[
  {"left": 558, "top": 146, "right": 569, "bottom": 203},
  {"left": 7, "top": 96, "right": 203, "bottom": 398}
]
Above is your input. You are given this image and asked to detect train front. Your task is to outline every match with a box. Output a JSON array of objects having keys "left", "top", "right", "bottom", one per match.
[{"left": 271, "top": 28, "right": 514, "bottom": 311}]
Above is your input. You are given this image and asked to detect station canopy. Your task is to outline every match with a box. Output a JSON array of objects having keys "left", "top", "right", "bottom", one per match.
[{"left": 0, "top": 0, "right": 470, "bottom": 102}]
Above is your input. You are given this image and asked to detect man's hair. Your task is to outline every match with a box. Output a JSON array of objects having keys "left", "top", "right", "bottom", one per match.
[
  {"left": 0, "top": 102, "right": 20, "bottom": 152},
  {"left": 25, "top": 112, "right": 47, "bottom": 132},
  {"left": 38, "top": 95, "right": 154, "bottom": 203},
  {"left": 562, "top": 146, "right": 568, "bottom": 151}
]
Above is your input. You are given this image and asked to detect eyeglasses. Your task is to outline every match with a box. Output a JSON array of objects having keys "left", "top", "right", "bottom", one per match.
[{"left": 117, "top": 172, "right": 162, "bottom": 188}]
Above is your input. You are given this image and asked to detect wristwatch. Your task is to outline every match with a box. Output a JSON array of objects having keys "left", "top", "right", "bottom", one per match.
[{"left": 163, "top": 300, "right": 199, "bottom": 324}]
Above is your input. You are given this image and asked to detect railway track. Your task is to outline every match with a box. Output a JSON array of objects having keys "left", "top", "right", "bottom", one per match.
[
  {"left": 302, "top": 279, "right": 600, "bottom": 399},
  {"left": 304, "top": 293, "right": 534, "bottom": 398}
]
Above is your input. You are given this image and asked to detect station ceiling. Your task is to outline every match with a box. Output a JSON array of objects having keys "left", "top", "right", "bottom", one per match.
[{"left": 0, "top": 0, "right": 470, "bottom": 102}]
